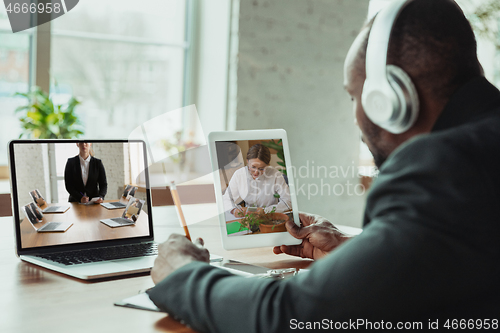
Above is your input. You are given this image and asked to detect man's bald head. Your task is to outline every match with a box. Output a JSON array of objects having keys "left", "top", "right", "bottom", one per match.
[{"left": 357, "top": 0, "right": 482, "bottom": 103}]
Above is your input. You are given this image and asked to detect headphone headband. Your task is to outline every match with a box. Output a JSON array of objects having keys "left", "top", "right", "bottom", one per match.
[
  {"left": 362, "top": 0, "right": 419, "bottom": 134},
  {"left": 365, "top": 0, "right": 411, "bottom": 83}
]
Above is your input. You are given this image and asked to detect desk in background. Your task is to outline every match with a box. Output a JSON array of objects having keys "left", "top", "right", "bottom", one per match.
[
  {"left": 0, "top": 179, "right": 11, "bottom": 217},
  {"left": 0, "top": 203, "right": 361, "bottom": 333}
]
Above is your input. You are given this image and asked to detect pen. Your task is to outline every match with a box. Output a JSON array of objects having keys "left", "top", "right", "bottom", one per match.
[
  {"left": 170, "top": 181, "right": 191, "bottom": 241},
  {"left": 220, "top": 168, "right": 244, "bottom": 215},
  {"left": 274, "top": 192, "right": 292, "bottom": 211},
  {"left": 138, "top": 287, "right": 154, "bottom": 294},
  {"left": 226, "top": 185, "right": 243, "bottom": 214},
  {"left": 234, "top": 203, "right": 244, "bottom": 213}
]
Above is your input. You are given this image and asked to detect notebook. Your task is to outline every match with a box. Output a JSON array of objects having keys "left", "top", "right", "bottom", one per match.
[{"left": 9, "top": 139, "right": 165, "bottom": 280}]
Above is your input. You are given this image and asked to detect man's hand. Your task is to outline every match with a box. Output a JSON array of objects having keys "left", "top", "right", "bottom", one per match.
[
  {"left": 95, "top": 197, "right": 103, "bottom": 204},
  {"left": 273, "top": 212, "right": 352, "bottom": 260},
  {"left": 80, "top": 196, "right": 89, "bottom": 203},
  {"left": 151, "top": 234, "right": 210, "bottom": 284}
]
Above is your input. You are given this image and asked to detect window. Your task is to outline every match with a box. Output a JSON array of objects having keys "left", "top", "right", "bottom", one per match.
[
  {"left": 0, "top": 6, "right": 33, "bottom": 165},
  {"left": 50, "top": 0, "right": 188, "bottom": 139},
  {"left": 0, "top": 0, "right": 190, "bottom": 166}
]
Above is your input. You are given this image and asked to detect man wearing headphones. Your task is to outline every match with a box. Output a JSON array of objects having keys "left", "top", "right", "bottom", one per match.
[{"left": 148, "top": 0, "right": 500, "bottom": 331}]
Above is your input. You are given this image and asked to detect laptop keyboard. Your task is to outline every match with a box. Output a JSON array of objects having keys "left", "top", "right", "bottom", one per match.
[
  {"left": 111, "top": 218, "right": 133, "bottom": 224},
  {"left": 40, "top": 223, "right": 62, "bottom": 231},
  {"left": 36, "top": 243, "right": 158, "bottom": 266}
]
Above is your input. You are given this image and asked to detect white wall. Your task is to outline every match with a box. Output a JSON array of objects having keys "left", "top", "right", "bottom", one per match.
[
  {"left": 92, "top": 143, "right": 125, "bottom": 200},
  {"left": 13, "top": 144, "right": 51, "bottom": 218},
  {"left": 231, "top": 0, "right": 370, "bottom": 227},
  {"left": 192, "top": 0, "right": 231, "bottom": 137},
  {"left": 183, "top": 0, "right": 232, "bottom": 176}
]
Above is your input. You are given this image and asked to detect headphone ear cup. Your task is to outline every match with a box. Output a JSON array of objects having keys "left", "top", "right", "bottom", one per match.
[{"left": 386, "top": 65, "right": 419, "bottom": 133}]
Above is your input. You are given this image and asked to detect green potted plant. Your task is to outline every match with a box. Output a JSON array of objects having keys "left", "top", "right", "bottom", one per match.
[
  {"left": 15, "top": 86, "right": 83, "bottom": 139},
  {"left": 238, "top": 206, "right": 289, "bottom": 234},
  {"left": 238, "top": 210, "right": 263, "bottom": 233},
  {"left": 259, "top": 206, "right": 289, "bottom": 233}
]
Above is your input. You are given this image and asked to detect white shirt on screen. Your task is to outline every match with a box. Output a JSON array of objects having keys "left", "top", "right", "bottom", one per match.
[
  {"left": 79, "top": 155, "right": 91, "bottom": 186},
  {"left": 222, "top": 166, "right": 292, "bottom": 214}
]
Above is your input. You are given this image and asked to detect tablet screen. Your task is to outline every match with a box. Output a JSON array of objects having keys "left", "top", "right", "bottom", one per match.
[{"left": 215, "top": 139, "right": 295, "bottom": 237}]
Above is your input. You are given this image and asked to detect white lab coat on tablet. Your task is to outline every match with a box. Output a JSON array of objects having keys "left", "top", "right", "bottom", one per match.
[{"left": 222, "top": 166, "right": 292, "bottom": 213}]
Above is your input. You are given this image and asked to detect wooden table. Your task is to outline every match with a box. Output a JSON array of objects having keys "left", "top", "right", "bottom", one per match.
[
  {"left": 1, "top": 203, "right": 361, "bottom": 333},
  {"left": 20, "top": 200, "right": 150, "bottom": 248}
]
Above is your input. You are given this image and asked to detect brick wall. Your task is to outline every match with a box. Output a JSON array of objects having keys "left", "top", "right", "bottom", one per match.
[
  {"left": 14, "top": 143, "right": 50, "bottom": 219},
  {"left": 231, "top": 0, "right": 369, "bottom": 227},
  {"left": 92, "top": 143, "right": 125, "bottom": 200}
]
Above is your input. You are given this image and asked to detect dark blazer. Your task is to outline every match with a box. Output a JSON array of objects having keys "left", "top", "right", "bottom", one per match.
[
  {"left": 147, "top": 77, "right": 500, "bottom": 332},
  {"left": 64, "top": 155, "right": 107, "bottom": 202}
]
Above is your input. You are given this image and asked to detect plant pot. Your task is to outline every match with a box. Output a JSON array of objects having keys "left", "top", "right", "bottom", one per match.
[
  {"left": 259, "top": 212, "right": 289, "bottom": 233},
  {"left": 249, "top": 224, "right": 260, "bottom": 233}
]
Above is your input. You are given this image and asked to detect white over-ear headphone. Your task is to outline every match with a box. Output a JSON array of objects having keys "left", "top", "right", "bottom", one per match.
[{"left": 362, "top": 0, "right": 419, "bottom": 134}]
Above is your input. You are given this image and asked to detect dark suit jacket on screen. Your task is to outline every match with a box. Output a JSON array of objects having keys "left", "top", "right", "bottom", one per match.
[
  {"left": 148, "top": 77, "right": 500, "bottom": 332},
  {"left": 64, "top": 155, "right": 108, "bottom": 202}
]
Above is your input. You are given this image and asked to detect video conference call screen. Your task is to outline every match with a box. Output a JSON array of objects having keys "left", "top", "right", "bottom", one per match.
[
  {"left": 216, "top": 139, "right": 294, "bottom": 237},
  {"left": 12, "top": 141, "right": 151, "bottom": 249}
]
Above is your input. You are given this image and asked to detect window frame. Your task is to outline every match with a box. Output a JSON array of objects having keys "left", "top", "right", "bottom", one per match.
[{"left": 1, "top": 1, "right": 195, "bottom": 190}]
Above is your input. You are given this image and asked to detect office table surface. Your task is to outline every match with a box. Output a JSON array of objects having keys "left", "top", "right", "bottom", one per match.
[
  {"left": 1, "top": 203, "right": 362, "bottom": 333},
  {"left": 20, "top": 200, "right": 150, "bottom": 248}
]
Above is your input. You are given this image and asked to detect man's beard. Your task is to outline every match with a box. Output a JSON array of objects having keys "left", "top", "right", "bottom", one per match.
[
  {"left": 362, "top": 126, "right": 389, "bottom": 169},
  {"left": 371, "top": 150, "right": 387, "bottom": 169}
]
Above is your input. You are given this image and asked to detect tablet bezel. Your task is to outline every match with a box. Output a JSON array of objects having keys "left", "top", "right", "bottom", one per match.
[{"left": 208, "top": 129, "right": 302, "bottom": 250}]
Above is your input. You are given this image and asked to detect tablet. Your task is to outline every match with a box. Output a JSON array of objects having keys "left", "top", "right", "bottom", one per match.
[{"left": 208, "top": 129, "right": 301, "bottom": 250}]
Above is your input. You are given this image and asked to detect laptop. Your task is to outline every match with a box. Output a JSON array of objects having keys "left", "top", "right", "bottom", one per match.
[
  {"left": 42, "top": 205, "right": 70, "bottom": 213},
  {"left": 101, "top": 197, "right": 144, "bottom": 227},
  {"left": 9, "top": 139, "right": 206, "bottom": 280},
  {"left": 100, "top": 201, "right": 127, "bottom": 210},
  {"left": 22, "top": 203, "right": 73, "bottom": 232},
  {"left": 29, "top": 189, "right": 69, "bottom": 213}
]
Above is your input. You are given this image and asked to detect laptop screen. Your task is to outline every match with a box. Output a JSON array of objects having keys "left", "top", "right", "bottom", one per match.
[{"left": 9, "top": 140, "right": 153, "bottom": 251}]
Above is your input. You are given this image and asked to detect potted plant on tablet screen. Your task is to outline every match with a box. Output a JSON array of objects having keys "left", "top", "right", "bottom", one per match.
[
  {"left": 258, "top": 207, "right": 288, "bottom": 233},
  {"left": 237, "top": 209, "right": 261, "bottom": 233},
  {"left": 237, "top": 206, "right": 289, "bottom": 234}
]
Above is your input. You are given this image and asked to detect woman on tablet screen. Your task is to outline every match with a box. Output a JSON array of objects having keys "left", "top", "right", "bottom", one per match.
[{"left": 222, "top": 143, "right": 291, "bottom": 217}]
